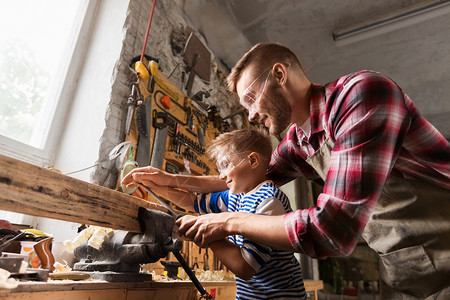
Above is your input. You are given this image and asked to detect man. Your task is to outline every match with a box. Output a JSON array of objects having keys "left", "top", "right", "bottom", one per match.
[{"left": 125, "top": 43, "right": 450, "bottom": 299}]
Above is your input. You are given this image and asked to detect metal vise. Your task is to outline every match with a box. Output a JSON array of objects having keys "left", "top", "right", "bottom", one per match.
[{"left": 73, "top": 208, "right": 182, "bottom": 282}]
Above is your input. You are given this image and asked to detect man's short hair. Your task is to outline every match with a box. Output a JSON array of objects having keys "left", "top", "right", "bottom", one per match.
[
  {"left": 207, "top": 128, "right": 272, "bottom": 163},
  {"left": 227, "top": 42, "right": 303, "bottom": 93}
]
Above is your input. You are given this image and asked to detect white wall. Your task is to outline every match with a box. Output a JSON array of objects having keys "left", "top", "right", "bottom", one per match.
[{"left": 36, "top": 0, "right": 131, "bottom": 241}]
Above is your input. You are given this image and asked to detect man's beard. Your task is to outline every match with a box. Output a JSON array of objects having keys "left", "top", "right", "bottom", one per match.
[{"left": 264, "top": 90, "right": 291, "bottom": 135}]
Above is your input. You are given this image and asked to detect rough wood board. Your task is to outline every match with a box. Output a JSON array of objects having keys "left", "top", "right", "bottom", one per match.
[{"left": 0, "top": 154, "right": 168, "bottom": 233}]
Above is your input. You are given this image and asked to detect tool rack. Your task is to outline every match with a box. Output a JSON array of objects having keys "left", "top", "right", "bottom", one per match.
[{"left": 120, "top": 58, "right": 224, "bottom": 277}]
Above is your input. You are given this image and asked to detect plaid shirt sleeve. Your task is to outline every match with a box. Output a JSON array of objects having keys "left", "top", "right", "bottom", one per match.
[{"left": 276, "top": 71, "right": 415, "bottom": 258}]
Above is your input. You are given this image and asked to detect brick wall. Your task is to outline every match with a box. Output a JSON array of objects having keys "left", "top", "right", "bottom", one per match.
[{"left": 91, "top": 0, "right": 241, "bottom": 187}]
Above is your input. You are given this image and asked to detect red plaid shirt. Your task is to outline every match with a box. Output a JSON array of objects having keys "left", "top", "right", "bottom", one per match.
[{"left": 268, "top": 70, "right": 450, "bottom": 259}]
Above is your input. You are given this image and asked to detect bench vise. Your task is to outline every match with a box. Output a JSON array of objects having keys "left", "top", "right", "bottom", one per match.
[{"left": 73, "top": 208, "right": 181, "bottom": 282}]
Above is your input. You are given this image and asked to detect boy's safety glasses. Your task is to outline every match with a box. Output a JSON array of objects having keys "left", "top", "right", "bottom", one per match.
[{"left": 216, "top": 152, "right": 249, "bottom": 177}]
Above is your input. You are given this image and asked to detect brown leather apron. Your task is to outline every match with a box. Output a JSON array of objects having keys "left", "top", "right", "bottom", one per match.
[{"left": 305, "top": 135, "right": 450, "bottom": 299}]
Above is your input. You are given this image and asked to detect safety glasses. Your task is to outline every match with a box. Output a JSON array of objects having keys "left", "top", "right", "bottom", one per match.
[
  {"left": 216, "top": 152, "right": 249, "bottom": 177},
  {"left": 239, "top": 66, "right": 273, "bottom": 116}
]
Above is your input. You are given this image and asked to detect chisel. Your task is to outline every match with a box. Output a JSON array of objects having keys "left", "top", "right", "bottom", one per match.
[{"left": 137, "top": 183, "right": 182, "bottom": 219}]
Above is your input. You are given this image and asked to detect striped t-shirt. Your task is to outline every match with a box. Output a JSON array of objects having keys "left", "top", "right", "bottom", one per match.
[{"left": 195, "top": 180, "right": 306, "bottom": 299}]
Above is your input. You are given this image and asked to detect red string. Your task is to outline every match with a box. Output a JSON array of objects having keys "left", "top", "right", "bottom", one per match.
[{"left": 140, "top": 0, "right": 157, "bottom": 62}]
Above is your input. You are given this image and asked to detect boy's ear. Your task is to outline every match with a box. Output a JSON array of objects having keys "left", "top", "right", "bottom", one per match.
[{"left": 248, "top": 152, "right": 260, "bottom": 168}]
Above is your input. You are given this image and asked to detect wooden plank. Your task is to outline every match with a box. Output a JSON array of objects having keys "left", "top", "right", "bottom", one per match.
[{"left": 0, "top": 154, "right": 168, "bottom": 233}]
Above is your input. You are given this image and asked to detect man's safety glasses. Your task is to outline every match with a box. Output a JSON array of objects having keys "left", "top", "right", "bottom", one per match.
[{"left": 239, "top": 66, "right": 273, "bottom": 115}]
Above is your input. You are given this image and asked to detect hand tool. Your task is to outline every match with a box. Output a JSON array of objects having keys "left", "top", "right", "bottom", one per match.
[
  {"left": 150, "top": 110, "right": 168, "bottom": 169},
  {"left": 125, "top": 82, "right": 142, "bottom": 135},
  {"left": 204, "top": 248, "right": 210, "bottom": 271},
  {"left": 192, "top": 257, "right": 199, "bottom": 269},
  {"left": 137, "top": 183, "right": 182, "bottom": 219},
  {"left": 135, "top": 96, "right": 153, "bottom": 167},
  {"left": 173, "top": 251, "right": 214, "bottom": 299},
  {"left": 197, "top": 127, "right": 205, "bottom": 146}
]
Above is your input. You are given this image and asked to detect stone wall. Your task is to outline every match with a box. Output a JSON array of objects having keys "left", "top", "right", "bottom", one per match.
[{"left": 91, "top": 0, "right": 241, "bottom": 188}]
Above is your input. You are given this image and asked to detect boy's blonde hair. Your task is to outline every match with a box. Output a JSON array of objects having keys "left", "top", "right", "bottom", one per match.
[{"left": 207, "top": 128, "right": 273, "bottom": 164}]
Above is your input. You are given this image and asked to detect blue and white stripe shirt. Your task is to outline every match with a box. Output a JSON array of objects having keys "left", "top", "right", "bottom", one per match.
[{"left": 195, "top": 180, "right": 306, "bottom": 299}]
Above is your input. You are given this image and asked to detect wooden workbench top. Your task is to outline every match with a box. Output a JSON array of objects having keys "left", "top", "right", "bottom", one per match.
[
  {"left": 0, "top": 279, "right": 235, "bottom": 293},
  {"left": 0, "top": 279, "right": 322, "bottom": 294}
]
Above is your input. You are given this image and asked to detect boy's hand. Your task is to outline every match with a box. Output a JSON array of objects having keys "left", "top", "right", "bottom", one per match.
[
  {"left": 121, "top": 166, "right": 173, "bottom": 189},
  {"left": 176, "top": 213, "right": 233, "bottom": 248}
]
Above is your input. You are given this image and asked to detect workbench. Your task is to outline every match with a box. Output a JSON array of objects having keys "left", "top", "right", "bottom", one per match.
[{"left": 0, "top": 279, "right": 323, "bottom": 300}]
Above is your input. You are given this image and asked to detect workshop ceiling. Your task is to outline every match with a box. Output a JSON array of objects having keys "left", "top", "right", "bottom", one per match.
[{"left": 182, "top": 0, "right": 450, "bottom": 138}]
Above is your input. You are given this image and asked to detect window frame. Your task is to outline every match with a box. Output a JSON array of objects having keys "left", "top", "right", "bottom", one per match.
[
  {"left": 0, "top": 0, "right": 99, "bottom": 226},
  {"left": 0, "top": 0, "right": 99, "bottom": 167}
]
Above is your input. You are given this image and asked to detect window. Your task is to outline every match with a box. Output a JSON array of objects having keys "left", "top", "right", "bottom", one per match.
[
  {"left": 0, "top": 0, "right": 97, "bottom": 167},
  {"left": 0, "top": 0, "right": 98, "bottom": 225}
]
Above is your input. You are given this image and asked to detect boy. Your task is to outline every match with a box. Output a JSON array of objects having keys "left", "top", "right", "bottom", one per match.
[{"left": 124, "top": 128, "right": 306, "bottom": 299}]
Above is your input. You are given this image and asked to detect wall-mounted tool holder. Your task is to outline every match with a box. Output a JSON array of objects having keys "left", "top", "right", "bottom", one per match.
[
  {"left": 122, "top": 58, "right": 221, "bottom": 183},
  {"left": 118, "top": 57, "right": 225, "bottom": 277},
  {"left": 120, "top": 56, "right": 224, "bottom": 214}
]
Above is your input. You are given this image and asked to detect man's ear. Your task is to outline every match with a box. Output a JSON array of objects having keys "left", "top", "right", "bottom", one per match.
[
  {"left": 248, "top": 152, "right": 260, "bottom": 169},
  {"left": 273, "top": 63, "right": 288, "bottom": 86}
]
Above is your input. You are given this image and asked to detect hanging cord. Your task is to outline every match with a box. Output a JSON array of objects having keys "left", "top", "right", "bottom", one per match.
[
  {"left": 59, "top": 141, "right": 136, "bottom": 176},
  {"left": 140, "top": 0, "right": 157, "bottom": 62}
]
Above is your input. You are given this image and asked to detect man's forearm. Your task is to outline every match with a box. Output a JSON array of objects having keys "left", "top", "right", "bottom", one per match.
[
  {"left": 168, "top": 174, "right": 227, "bottom": 194},
  {"left": 225, "top": 213, "right": 295, "bottom": 252}
]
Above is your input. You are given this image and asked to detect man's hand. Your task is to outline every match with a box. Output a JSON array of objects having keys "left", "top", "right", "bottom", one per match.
[
  {"left": 177, "top": 213, "right": 295, "bottom": 252},
  {"left": 176, "top": 213, "right": 235, "bottom": 248},
  {"left": 121, "top": 166, "right": 173, "bottom": 189}
]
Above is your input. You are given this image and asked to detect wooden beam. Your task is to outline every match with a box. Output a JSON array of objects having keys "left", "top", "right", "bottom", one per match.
[{"left": 0, "top": 154, "right": 168, "bottom": 233}]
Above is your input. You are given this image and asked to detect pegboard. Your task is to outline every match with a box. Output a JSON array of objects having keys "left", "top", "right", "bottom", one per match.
[{"left": 119, "top": 57, "right": 228, "bottom": 274}]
